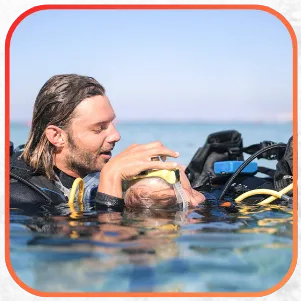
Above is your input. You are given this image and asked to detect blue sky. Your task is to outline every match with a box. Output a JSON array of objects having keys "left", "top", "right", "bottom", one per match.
[{"left": 10, "top": 9, "right": 293, "bottom": 122}]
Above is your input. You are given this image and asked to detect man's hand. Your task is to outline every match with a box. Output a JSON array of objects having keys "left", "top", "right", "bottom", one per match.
[{"left": 98, "top": 141, "right": 179, "bottom": 198}]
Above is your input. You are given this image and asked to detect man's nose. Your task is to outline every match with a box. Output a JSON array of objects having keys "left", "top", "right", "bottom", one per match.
[{"left": 107, "top": 122, "right": 121, "bottom": 143}]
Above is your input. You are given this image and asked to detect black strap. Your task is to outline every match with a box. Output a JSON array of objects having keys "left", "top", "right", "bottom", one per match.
[
  {"left": 242, "top": 141, "right": 286, "bottom": 160},
  {"left": 257, "top": 166, "right": 276, "bottom": 178}
]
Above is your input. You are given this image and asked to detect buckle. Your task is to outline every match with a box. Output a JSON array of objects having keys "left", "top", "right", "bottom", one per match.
[{"left": 259, "top": 141, "right": 279, "bottom": 160}]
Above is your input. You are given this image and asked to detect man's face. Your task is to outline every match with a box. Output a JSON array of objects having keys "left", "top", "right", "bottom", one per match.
[{"left": 63, "top": 95, "right": 121, "bottom": 176}]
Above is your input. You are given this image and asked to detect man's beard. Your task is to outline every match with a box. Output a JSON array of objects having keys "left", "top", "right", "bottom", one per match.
[{"left": 65, "top": 132, "right": 106, "bottom": 177}]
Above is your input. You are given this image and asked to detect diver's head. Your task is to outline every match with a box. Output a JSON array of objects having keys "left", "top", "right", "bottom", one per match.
[
  {"left": 23, "top": 74, "right": 120, "bottom": 179},
  {"left": 124, "top": 177, "right": 180, "bottom": 209}
]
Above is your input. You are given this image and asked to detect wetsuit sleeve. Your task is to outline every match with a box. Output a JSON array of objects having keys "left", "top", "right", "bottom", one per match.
[{"left": 94, "top": 191, "right": 124, "bottom": 210}]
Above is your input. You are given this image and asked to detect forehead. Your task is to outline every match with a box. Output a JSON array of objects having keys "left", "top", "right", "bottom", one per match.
[{"left": 72, "top": 95, "right": 115, "bottom": 125}]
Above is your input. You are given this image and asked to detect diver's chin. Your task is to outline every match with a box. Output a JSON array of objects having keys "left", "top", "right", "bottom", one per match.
[{"left": 95, "top": 159, "right": 109, "bottom": 173}]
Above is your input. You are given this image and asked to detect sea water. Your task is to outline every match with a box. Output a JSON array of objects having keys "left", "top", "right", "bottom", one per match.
[{"left": 9, "top": 121, "right": 293, "bottom": 292}]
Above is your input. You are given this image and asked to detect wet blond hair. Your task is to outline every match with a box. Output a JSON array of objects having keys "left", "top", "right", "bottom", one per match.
[
  {"left": 124, "top": 177, "right": 178, "bottom": 209},
  {"left": 23, "top": 74, "right": 105, "bottom": 179}
]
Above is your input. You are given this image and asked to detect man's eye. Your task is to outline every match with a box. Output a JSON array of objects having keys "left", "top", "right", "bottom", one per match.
[
  {"left": 93, "top": 128, "right": 103, "bottom": 133},
  {"left": 92, "top": 123, "right": 109, "bottom": 133}
]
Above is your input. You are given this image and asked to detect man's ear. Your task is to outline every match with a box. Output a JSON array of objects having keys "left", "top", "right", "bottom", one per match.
[{"left": 45, "top": 125, "right": 66, "bottom": 148}]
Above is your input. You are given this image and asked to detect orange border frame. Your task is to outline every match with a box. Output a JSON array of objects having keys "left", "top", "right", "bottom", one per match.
[{"left": 5, "top": 4, "right": 298, "bottom": 297}]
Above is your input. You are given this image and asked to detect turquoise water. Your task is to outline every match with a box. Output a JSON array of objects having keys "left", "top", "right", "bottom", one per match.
[{"left": 9, "top": 122, "right": 293, "bottom": 292}]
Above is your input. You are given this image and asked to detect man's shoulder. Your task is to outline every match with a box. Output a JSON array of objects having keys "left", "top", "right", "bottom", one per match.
[
  {"left": 10, "top": 151, "right": 35, "bottom": 177},
  {"left": 10, "top": 151, "right": 67, "bottom": 206},
  {"left": 10, "top": 151, "right": 63, "bottom": 192}
]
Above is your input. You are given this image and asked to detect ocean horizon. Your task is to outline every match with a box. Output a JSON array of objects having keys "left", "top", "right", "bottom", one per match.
[{"left": 10, "top": 120, "right": 293, "bottom": 169}]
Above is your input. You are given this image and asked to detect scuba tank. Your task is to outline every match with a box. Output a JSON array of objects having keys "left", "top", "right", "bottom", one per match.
[{"left": 185, "top": 132, "right": 293, "bottom": 205}]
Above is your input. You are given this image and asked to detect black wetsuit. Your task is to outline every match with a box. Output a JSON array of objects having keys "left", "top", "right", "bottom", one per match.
[{"left": 10, "top": 151, "right": 124, "bottom": 214}]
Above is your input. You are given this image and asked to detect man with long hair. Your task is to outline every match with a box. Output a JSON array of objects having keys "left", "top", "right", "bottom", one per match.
[{"left": 10, "top": 74, "right": 180, "bottom": 212}]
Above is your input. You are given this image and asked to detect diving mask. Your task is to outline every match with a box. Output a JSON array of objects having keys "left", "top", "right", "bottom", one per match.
[{"left": 130, "top": 169, "right": 180, "bottom": 185}]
